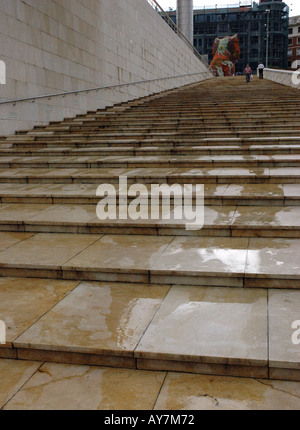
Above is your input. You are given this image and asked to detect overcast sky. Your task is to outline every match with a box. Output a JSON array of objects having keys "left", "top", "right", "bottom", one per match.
[{"left": 157, "top": 1, "right": 300, "bottom": 17}]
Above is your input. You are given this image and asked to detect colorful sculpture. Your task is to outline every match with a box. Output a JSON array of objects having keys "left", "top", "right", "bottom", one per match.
[{"left": 210, "top": 34, "right": 240, "bottom": 77}]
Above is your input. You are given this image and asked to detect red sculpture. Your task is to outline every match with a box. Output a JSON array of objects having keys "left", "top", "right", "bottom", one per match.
[{"left": 210, "top": 34, "right": 241, "bottom": 77}]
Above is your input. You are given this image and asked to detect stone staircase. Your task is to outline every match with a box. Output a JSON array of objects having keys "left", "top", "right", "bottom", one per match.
[{"left": 0, "top": 76, "right": 300, "bottom": 383}]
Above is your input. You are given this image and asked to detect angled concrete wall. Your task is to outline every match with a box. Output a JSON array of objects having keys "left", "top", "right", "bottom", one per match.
[
  {"left": 0, "top": 0, "right": 211, "bottom": 135},
  {"left": 264, "top": 68, "right": 300, "bottom": 90}
]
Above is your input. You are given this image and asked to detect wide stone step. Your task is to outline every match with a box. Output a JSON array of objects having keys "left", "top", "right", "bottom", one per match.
[
  {"left": 0, "top": 183, "right": 298, "bottom": 207},
  {"left": 17, "top": 116, "right": 300, "bottom": 133},
  {"left": 1, "top": 167, "right": 300, "bottom": 184},
  {"left": 62, "top": 123, "right": 300, "bottom": 131},
  {"left": 2, "top": 154, "right": 300, "bottom": 169},
  {"left": 11, "top": 137, "right": 300, "bottom": 149},
  {"left": 14, "top": 127, "right": 300, "bottom": 136},
  {"left": 3, "top": 144, "right": 300, "bottom": 157},
  {"left": 0, "top": 203, "right": 300, "bottom": 238},
  {"left": 73, "top": 106, "right": 300, "bottom": 114},
  {"left": 0, "top": 277, "right": 299, "bottom": 381},
  {"left": 62, "top": 119, "right": 300, "bottom": 129},
  {"left": 72, "top": 108, "right": 300, "bottom": 116},
  {"left": 0, "top": 232, "right": 299, "bottom": 290},
  {"left": 20, "top": 130, "right": 300, "bottom": 140},
  {"left": 64, "top": 115, "right": 300, "bottom": 123}
]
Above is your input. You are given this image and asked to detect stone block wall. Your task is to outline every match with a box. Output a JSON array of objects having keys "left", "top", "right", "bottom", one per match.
[{"left": 0, "top": 0, "right": 211, "bottom": 135}]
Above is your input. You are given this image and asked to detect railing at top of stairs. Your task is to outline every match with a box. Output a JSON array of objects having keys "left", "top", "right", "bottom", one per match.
[{"left": 0, "top": 72, "right": 212, "bottom": 107}]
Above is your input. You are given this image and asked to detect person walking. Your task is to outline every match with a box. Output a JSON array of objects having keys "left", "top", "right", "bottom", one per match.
[
  {"left": 258, "top": 62, "right": 265, "bottom": 79},
  {"left": 244, "top": 65, "right": 252, "bottom": 83}
]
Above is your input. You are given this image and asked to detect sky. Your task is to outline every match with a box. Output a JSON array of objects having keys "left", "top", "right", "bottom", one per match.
[{"left": 157, "top": 0, "right": 300, "bottom": 17}]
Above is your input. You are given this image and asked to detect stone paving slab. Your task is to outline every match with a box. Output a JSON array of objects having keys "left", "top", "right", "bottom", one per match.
[
  {"left": 0, "top": 232, "right": 102, "bottom": 271},
  {"left": 0, "top": 359, "right": 41, "bottom": 409},
  {"left": 245, "top": 238, "right": 300, "bottom": 279},
  {"left": 150, "top": 236, "right": 249, "bottom": 287},
  {"left": 269, "top": 289, "right": 300, "bottom": 371},
  {"left": 0, "top": 232, "right": 34, "bottom": 252},
  {"left": 135, "top": 286, "right": 268, "bottom": 368},
  {"left": 1, "top": 361, "right": 166, "bottom": 410},
  {"left": 1, "top": 361, "right": 300, "bottom": 410},
  {"left": 0, "top": 203, "right": 55, "bottom": 222},
  {"left": 63, "top": 234, "right": 173, "bottom": 276},
  {"left": 233, "top": 206, "right": 300, "bottom": 228},
  {"left": 13, "top": 282, "right": 169, "bottom": 361},
  {"left": 154, "top": 373, "right": 300, "bottom": 410},
  {"left": 0, "top": 277, "right": 79, "bottom": 350}
]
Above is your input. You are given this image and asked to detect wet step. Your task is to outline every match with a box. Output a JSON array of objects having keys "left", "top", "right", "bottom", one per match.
[
  {"left": 0, "top": 183, "right": 298, "bottom": 207},
  {"left": 3, "top": 144, "right": 300, "bottom": 157},
  {"left": 43, "top": 122, "right": 300, "bottom": 133},
  {"left": 1, "top": 167, "right": 300, "bottom": 184},
  {"left": 3, "top": 154, "right": 300, "bottom": 169},
  {"left": 61, "top": 109, "right": 300, "bottom": 118},
  {"left": 58, "top": 125, "right": 300, "bottom": 134},
  {"left": 11, "top": 129, "right": 300, "bottom": 140},
  {"left": 11, "top": 137, "right": 300, "bottom": 149},
  {"left": 72, "top": 110, "right": 300, "bottom": 117},
  {"left": 0, "top": 203, "right": 300, "bottom": 238},
  {"left": 18, "top": 130, "right": 300, "bottom": 140},
  {"left": 0, "top": 232, "right": 299, "bottom": 289},
  {"left": 0, "top": 278, "right": 299, "bottom": 381},
  {"left": 62, "top": 117, "right": 300, "bottom": 125}
]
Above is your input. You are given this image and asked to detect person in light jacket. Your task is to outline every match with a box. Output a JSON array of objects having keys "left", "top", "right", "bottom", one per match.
[{"left": 258, "top": 63, "right": 265, "bottom": 79}]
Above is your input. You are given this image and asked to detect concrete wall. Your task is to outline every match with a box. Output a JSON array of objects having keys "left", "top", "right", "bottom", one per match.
[
  {"left": 264, "top": 68, "right": 300, "bottom": 90},
  {"left": 0, "top": 0, "right": 212, "bottom": 135}
]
